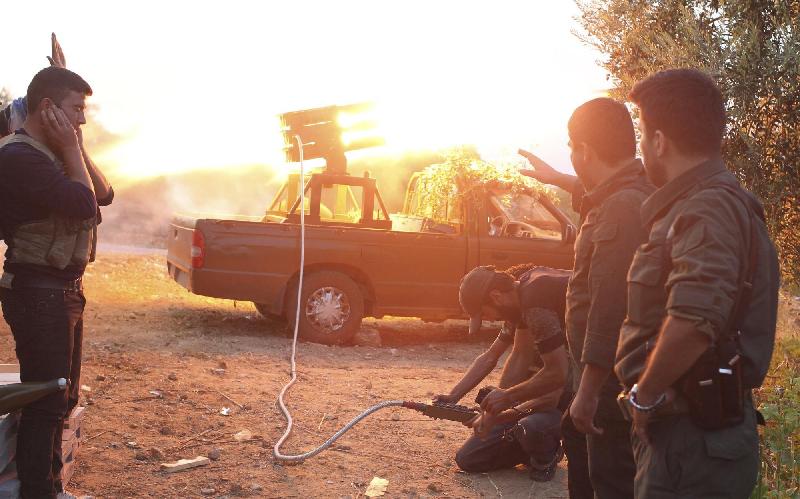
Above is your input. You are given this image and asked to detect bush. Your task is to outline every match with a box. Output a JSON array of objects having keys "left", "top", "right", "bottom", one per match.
[{"left": 576, "top": 0, "right": 800, "bottom": 285}]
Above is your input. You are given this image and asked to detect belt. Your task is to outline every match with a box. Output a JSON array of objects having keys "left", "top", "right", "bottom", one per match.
[
  {"left": 649, "top": 394, "right": 690, "bottom": 420},
  {"left": 617, "top": 389, "right": 690, "bottom": 422},
  {"left": 1, "top": 272, "right": 83, "bottom": 292}
]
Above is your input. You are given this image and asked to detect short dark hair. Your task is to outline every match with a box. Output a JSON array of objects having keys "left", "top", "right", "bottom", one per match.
[
  {"left": 629, "top": 68, "right": 725, "bottom": 156},
  {"left": 568, "top": 97, "right": 636, "bottom": 164},
  {"left": 26, "top": 66, "right": 92, "bottom": 113}
]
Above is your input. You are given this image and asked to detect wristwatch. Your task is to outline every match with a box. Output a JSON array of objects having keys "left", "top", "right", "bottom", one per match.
[{"left": 627, "top": 384, "right": 666, "bottom": 413}]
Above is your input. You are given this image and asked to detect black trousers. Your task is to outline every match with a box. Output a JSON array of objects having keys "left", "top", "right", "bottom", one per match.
[
  {"left": 561, "top": 408, "right": 593, "bottom": 499},
  {"left": 0, "top": 287, "right": 85, "bottom": 499},
  {"left": 455, "top": 408, "right": 562, "bottom": 472},
  {"left": 562, "top": 394, "right": 636, "bottom": 499}
]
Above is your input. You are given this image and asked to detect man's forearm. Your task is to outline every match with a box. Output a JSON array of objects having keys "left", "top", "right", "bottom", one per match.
[
  {"left": 505, "top": 365, "right": 566, "bottom": 405},
  {"left": 489, "top": 389, "right": 562, "bottom": 426},
  {"left": 552, "top": 172, "right": 579, "bottom": 193},
  {"left": 576, "top": 363, "right": 611, "bottom": 401},
  {"left": 448, "top": 354, "right": 498, "bottom": 401},
  {"left": 63, "top": 146, "right": 94, "bottom": 193},
  {"left": 517, "top": 388, "right": 561, "bottom": 412},
  {"left": 82, "top": 149, "right": 111, "bottom": 199},
  {"left": 636, "top": 315, "right": 711, "bottom": 404}
]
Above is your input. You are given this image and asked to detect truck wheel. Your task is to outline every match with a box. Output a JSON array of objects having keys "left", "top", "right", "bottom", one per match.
[{"left": 287, "top": 271, "right": 364, "bottom": 345}]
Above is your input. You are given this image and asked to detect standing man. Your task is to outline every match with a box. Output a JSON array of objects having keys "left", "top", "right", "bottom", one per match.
[
  {"left": 0, "top": 66, "right": 113, "bottom": 498},
  {"left": 615, "top": 68, "right": 779, "bottom": 498},
  {"left": 436, "top": 265, "right": 572, "bottom": 482},
  {"left": 519, "top": 97, "right": 652, "bottom": 498}
]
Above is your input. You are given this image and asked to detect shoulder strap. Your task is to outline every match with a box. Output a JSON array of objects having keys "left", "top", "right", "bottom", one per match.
[
  {"left": 715, "top": 185, "right": 759, "bottom": 343},
  {"left": 0, "top": 133, "right": 58, "bottom": 163}
]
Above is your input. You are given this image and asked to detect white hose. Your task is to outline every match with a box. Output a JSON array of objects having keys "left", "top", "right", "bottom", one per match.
[
  {"left": 272, "top": 134, "right": 307, "bottom": 462},
  {"left": 272, "top": 137, "right": 408, "bottom": 463},
  {"left": 274, "top": 399, "right": 406, "bottom": 462}
]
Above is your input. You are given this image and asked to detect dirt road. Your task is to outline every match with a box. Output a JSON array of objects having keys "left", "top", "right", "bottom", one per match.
[{"left": 0, "top": 253, "right": 568, "bottom": 498}]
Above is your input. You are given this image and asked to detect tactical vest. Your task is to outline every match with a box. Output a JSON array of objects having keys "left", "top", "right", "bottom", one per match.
[{"left": 0, "top": 133, "right": 97, "bottom": 270}]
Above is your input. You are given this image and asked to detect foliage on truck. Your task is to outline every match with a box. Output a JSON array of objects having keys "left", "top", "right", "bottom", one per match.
[{"left": 405, "top": 147, "right": 555, "bottom": 223}]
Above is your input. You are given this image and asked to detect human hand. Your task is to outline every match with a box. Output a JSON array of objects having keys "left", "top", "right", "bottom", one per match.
[
  {"left": 470, "top": 412, "right": 495, "bottom": 439},
  {"left": 480, "top": 388, "right": 513, "bottom": 415},
  {"left": 463, "top": 412, "right": 480, "bottom": 428},
  {"left": 41, "top": 105, "right": 79, "bottom": 155},
  {"left": 569, "top": 391, "right": 603, "bottom": 435},
  {"left": 631, "top": 405, "right": 651, "bottom": 445},
  {"left": 631, "top": 387, "right": 676, "bottom": 445},
  {"left": 47, "top": 33, "right": 67, "bottom": 68},
  {"left": 517, "top": 148, "right": 560, "bottom": 185},
  {"left": 433, "top": 393, "right": 457, "bottom": 404}
]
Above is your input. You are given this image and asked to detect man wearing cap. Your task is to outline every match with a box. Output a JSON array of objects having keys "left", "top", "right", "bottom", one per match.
[{"left": 435, "top": 264, "right": 572, "bottom": 481}]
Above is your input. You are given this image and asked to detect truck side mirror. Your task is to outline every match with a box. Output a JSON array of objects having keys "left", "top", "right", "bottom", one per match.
[{"left": 562, "top": 224, "right": 577, "bottom": 244}]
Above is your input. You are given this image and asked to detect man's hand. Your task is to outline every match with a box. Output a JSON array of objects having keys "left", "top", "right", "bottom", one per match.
[
  {"left": 569, "top": 390, "right": 603, "bottom": 435},
  {"left": 41, "top": 106, "right": 79, "bottom": 155},
  {"left": 630, "top": 387, "right": 676, "bottom": 446},
  {"left": 47, "top": 33, "right": 67, "bottom": 68},
  {"left": 469, "top": 411, "right": 496, "bottom": 440},
  {"left": 517, "top": 149, "right": 561, "bottom": 185},
  {"left": 480, "top": 388, "right": 514, "bottom": 415},
  {"left": 433, "top": 394, "right": 458, "bottom": 404},
  {"left": 631, "top": 405, "right": 652, "bottom": 445}
]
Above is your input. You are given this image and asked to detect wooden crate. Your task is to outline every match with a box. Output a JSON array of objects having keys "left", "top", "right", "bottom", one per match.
[
  {"left": 64, "top": 406, "right": 85, "bottom": 430},
  {"left": 60, "top": 406, "right": 84, "bottom": 486}
]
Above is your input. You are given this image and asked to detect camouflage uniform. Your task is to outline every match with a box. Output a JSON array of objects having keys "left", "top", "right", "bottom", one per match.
[{"left": 615, "top": 159, "right": 780, "bottom": 498}]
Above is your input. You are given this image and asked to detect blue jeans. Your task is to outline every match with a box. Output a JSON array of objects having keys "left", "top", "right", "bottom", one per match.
[{"left": 455, "top": 409, "right": 562, "bottom": 472}]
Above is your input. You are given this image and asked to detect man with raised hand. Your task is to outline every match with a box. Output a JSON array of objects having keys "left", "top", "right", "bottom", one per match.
[{"left": 519, "top": 97, "right": 653, "bottom": 499}]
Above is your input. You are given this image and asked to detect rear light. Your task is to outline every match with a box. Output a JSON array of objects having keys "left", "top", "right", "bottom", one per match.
[{"left": 191, "top": 230, "right": 205, "bottom": 269}]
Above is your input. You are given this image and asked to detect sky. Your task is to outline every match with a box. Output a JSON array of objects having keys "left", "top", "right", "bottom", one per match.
[{"left": 3, "top": 1, "right": 610, "bottom": 182}]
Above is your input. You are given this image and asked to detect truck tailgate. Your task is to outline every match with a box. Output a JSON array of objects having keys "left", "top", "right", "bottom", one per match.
[{"left": 166, "top": 215, "right": 199, "bottom": 290}]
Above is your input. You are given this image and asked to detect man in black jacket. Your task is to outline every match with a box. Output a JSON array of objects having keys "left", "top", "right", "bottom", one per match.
[{"left": 0, "top": 66, "right": 113, "bottom": 499}]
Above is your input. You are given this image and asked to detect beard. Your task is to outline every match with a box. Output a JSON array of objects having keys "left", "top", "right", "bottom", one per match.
[
  {"left": 493, "top": 304, "right": 522, "bottom": 323},
  {"left": 642, "top": 153, "right": 669, "bottom": 187}
]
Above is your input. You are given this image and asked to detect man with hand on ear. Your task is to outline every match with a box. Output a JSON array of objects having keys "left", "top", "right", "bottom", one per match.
[{"left": 0, "top": 65, "right": 112, "bottom": 499}]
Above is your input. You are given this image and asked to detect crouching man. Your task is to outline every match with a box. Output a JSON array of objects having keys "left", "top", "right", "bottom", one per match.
[{"left": 435, "top": 265, "right": 571, "bottom": 481}]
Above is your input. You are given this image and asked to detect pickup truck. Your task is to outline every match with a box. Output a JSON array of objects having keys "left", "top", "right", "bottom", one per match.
[{"left": 167, "top": 165, "right": 576, "bottom": 345}]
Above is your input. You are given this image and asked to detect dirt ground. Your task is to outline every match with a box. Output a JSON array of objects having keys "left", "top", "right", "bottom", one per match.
[{"left": 0, "top": 252, "right": 568, "bottom": 498}]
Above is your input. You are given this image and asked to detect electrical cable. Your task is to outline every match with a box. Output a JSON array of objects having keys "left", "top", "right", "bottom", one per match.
[
  {"left": 269, "top": 137, "right": 471, "bottom": 463},
  {"left": 272, "top": 134, "right": 307, "bottom": 462},
  {"left": 272, "top": 136, "right": 406, "bottom": 464}
]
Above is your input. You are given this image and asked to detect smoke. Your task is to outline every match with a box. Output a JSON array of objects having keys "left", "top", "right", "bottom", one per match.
[
  {"left": 99, "top": 164, "right": 283, "bottom": 248},
  {"left": 98, "top": 150, "right": 443, "bottom": 249}
]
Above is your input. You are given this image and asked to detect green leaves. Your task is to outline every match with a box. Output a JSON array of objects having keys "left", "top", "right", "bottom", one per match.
[
  {"left": 577, "top": 0, "right": 800, "bottom": 286},
  {"left": 407, "top": 146, "right": 553, "bottom": 223}
]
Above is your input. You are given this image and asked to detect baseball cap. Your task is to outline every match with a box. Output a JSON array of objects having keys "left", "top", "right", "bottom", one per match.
[{"left": 459, "top": 266, "right": 498, "bottom": 335}]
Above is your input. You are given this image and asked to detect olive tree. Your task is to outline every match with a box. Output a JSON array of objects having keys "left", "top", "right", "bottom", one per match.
[{"left": 576, "top": 0, "right": 800, "bottom": 285}]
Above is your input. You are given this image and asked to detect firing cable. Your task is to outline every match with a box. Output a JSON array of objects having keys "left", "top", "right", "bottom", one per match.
[{"left": 272, "top": 135, "right": 404, "bottom": 463}]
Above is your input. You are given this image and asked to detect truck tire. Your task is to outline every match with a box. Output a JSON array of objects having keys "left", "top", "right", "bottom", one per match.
[{"left": 286, "top": 271, "right": 364, "bottom": 345}]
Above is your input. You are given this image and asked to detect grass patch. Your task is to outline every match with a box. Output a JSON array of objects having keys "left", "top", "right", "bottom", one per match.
[{"left": 752, "top": 292, "right": 800, "bottom": 498}]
